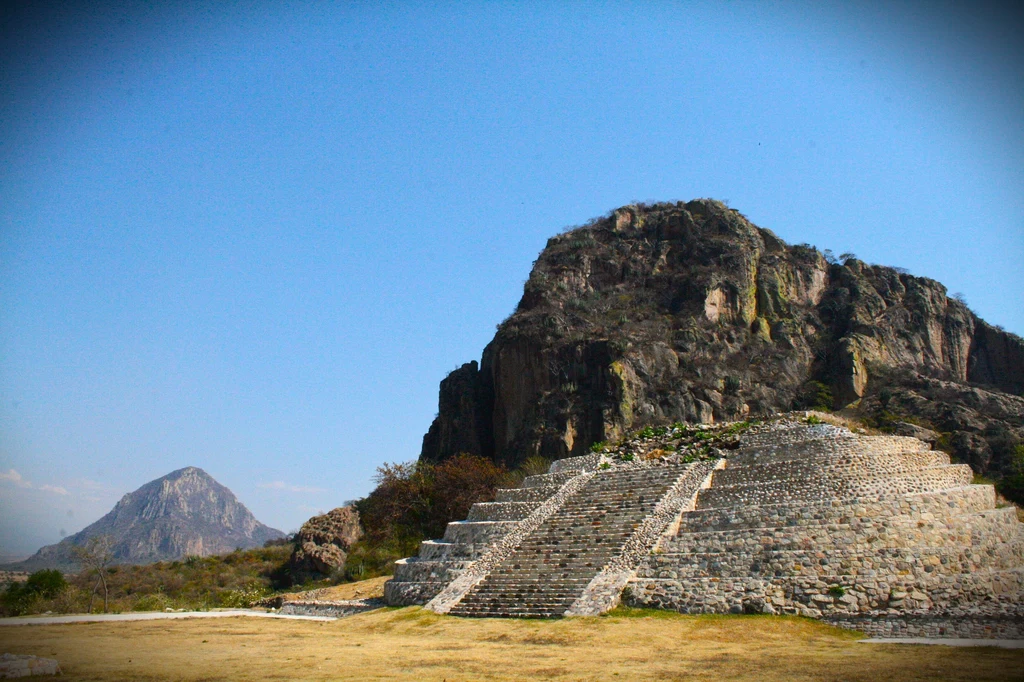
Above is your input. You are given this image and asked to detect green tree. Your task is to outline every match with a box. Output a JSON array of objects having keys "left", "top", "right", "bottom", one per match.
[{"left": 25, "top": 569, "right": 67, "bottom": 598}]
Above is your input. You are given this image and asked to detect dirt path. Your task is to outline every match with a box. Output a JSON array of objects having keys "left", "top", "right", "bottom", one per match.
[{"left": 0, "top": 609, "right": 335, "bottom": 626}]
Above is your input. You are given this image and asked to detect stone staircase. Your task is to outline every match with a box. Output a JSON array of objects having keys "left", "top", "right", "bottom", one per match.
[
  {"left": 384, "top": 454, "right": 600, "bottom": 606},
  {"left": 624, "top": 420, "right": 1024, "bottom": 638},
  {"left": 447, "top": 463, "right": 693, "bottom": 618}
]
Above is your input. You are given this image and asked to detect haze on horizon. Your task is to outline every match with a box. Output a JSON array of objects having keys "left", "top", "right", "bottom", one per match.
[{"left": 1, "top": 1, "right": 1022, "bottom": 560}]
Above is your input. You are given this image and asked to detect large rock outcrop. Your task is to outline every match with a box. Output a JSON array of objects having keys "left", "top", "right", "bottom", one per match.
[
  {"left": 420, "top": 200, "right": 1024, "bottom": 494},
  {"left": 288, "top": 506, "right": 363, "bottom": 578},
  {"left": 6, "top": 467, "right": 284, "bottom": 571}
]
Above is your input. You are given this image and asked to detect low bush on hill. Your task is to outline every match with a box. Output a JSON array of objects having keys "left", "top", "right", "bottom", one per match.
[
  {"left": 0, "top": 545, "right": 293, "bottom": 616},
  {"left": 344, "top": 453, "right": 512, "bottom": 580},
  {"left": 0, "top": 569, "right": 68, "bottom": 616},
  {"left": 997, "top": 445, "right": 1024, "bottom": 505}
]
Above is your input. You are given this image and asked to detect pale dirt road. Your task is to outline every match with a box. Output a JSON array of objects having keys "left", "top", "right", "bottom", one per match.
[{"left": 0, "top": 609, "right": 335, "bottom": 626}]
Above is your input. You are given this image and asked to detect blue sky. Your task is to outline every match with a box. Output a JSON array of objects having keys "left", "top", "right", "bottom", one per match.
[{"left": 1, "top": 1, "right": 1021, "bottom": 558}]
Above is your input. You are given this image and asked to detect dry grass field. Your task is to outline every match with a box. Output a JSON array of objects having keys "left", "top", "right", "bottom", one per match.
[{"left": 2, "top": 605, "right": 1022, "bottom": 681}]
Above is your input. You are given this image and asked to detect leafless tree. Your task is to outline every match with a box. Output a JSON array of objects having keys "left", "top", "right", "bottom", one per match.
[{"left": 73, "top": 535, "right": 114, "bottom": 613}]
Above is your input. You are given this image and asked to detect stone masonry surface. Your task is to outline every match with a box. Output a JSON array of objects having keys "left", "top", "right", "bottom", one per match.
[
  {"left": 623, "top": 417, "right": 1024, "bottom": 638},
  {"left": 278, "top": 599, "right": 383, "bottom": 618}
]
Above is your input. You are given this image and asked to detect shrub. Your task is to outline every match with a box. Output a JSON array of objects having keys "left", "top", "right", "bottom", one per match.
[
  {"left": 796, "top": 381, "right": 833, "bottom": 412},
  {"left": 355, "top": 453, "right": 509, "bottom": 556},
  {"left": 25, "top": 569, "right": 67, "bottom": 598},
  {"left": 220, "top": 583, "right": 270, "bottom": 608},
  {"left": 996, "top": 445, "right": 1024, "bottom": 505}
]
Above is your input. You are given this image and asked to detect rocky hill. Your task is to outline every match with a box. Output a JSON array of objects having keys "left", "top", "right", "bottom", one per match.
[
  {"left": 6, "top": 467, "right": 284, "bottom": 571},
  {"left": 420, "top": 199, "right": 1024, "bottom": 494}
]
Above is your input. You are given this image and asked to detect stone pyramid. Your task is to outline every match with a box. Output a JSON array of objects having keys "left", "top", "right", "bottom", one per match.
[{"left": 385, "top": 415, "right": 1024, "bottom": 638}]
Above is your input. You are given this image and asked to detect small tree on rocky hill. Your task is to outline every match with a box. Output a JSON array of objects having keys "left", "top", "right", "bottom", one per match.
[{"left": 73, "top": 535, "right": 114, "bottom": 613}]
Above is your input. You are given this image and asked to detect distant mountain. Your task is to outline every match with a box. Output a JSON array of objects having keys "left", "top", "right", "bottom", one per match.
[{"left": 6, "top": 467, "right": 284, "bottom": 572}]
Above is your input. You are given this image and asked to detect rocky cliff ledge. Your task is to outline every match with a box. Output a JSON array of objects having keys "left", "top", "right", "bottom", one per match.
[{"left": 420, "top": 200, "right": 1024, "bottom": 490}]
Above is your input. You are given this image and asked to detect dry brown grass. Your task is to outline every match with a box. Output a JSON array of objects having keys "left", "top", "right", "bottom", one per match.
[
  {"left": 280, "top": 576, "right": 389, "bottom": 602},
  {"left": 1, "top": 606, "right": 1021, "bottom": 681}
]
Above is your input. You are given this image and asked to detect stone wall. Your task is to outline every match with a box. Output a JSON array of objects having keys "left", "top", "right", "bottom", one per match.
[
  {"left": 278, "top": 599, "right": 383, "bottom": 618},
  {"left": 0, "top": 654, "right": 60, "bottom": 678}
]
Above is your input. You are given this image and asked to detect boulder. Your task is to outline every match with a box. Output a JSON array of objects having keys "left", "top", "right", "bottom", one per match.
[{"left": 289, "top": 506, "right": 363, "bottom": 577}]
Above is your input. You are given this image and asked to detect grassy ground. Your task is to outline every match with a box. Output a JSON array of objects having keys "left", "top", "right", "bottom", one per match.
[{"left": 1, "top": 605, "right": 1020, "bottom": 681}]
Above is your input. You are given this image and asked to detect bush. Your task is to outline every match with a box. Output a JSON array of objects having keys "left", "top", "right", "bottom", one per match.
[
  {"left": 220, "top": 583, "right": 270, "bottom": 608},
  {"left": 355, "top": 453, "right": 509, "bottom": 558},
  {"left": 0, "top": 569, "right": 71, "bottom": 616},
  {"left": 1, "top": 583, "right": 35, "bottom": 616},
  {"left": 796, "top": 381, "right": 833, "bottom": 412},
  {"left": 25, "top": 569, "right": 67, "bottom": 598},
  {"left": 997, "top": 445, "right": 1024, "bottom": 505}
]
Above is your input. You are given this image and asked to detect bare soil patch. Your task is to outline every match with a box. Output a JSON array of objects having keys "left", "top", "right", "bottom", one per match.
[
  {"left": 0, "top": 606, "right": 1020, "bottom": 681},
  {"left": 279, "top": 576, "right": 388, "bottom": 602}
]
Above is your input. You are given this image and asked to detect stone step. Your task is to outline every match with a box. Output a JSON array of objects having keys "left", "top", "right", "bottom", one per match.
[
  {"left": 512, "top": 539, "right": 632, "bottom": 550},
  {"left": 467, "top": 501, "right": 537, "bottom": 522},
  {"left": 626, "top": 567, "right": 1024, "bottom": 615},
  {"left": 416, "top": 540, "right": 483, "bottom": 561},
  {"left": 822, "top": 607, "right": 1024, "bottom": 639},
  {"left": 456, "top": 592, "right": 582, "bottom": 603},
  {"left": 452, "top": 609, "right": 566, "bottom": 618},
  {"left": 521, "top": 471, "right": 579, "bottom": 488},
  {"left": 492, "top": 563, "right": 612, "bottom": 574},
  {"left": 456, "top": 602, "right": 576, "bottom": 611},
  {"left": 730, "top": 433, "right": 930, "bottom": 467},
  {"left": 661, "top": 506, "right": 1023, "bottom": 555},
  {"left": 391, "top": 558, "right": 470, "bottom": 583},
  {"left": 441, "top": 520, "right": 519, "bottom": 545},
  {"left": 463, "top": 588, "right": 590, "bottom": 598},
  {"left": 383, "top": 579, "right": 449, "bottom": 606},
  {"left": 638, "top": 539, "right": 1024, "bottom": 580},
  {"left": 696, "top": 465, "right": 973, "bottom": 509},
  {"left": 495, "top": 485, "right": 561, "bottom": 503},
  {"left": 714, "top": 449, "right": 950, "bottom": 487},
  {"left": 472, "top": 575, "right": 596, "bottom": 584},
  {"left": 676, "top": 485, "right": 996, "bottom": 533},
  {"left": 549, "top": 454, "right": 602, "bottom": 473},
  {"left": 736, "top": 423, "right": 849, "bottom": 449}
]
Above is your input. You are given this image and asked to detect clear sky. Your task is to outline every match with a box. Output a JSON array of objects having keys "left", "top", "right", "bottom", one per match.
[{"left": 1, "top": 1, "right": 1022, "bottom": 559}]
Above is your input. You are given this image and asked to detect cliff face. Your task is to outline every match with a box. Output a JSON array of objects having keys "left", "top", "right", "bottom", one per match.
[
  {"left": 10, "top": 467, "right": 284, "bottom": 571},
  {"left": 420, "top": 200, "right": 1024, "bottom": 487}
]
